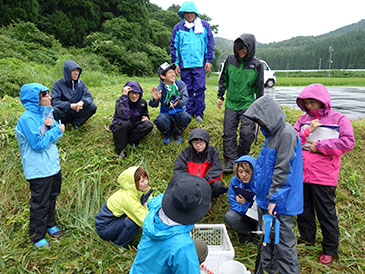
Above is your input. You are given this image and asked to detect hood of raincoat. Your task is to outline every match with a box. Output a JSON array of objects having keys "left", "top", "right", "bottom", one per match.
[
  {"left": 234, "top": 33, "right": 256, "bottom": 61},
  {"left": 188, "top": 128, "right": 210, "bottom": 146},
  {"left": 20, "top": 83, "right": 50, "bottom": 114},
  {"left": 178, "top": 1, "right": 200, "bottom": 19},
  {"left": 63, "top": 59, "right": 82, "bottom": 82},
  {"left": 296, "top": 83, "right": 331, "bottom": 117},
  {"left": 244, "top": 95, "right": 286, "bottom": 136},
  {"left": 234, "top": 155, "right": 256, "bottom": 184}
]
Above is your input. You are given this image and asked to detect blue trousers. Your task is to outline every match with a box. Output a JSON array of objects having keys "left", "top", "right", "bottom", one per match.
[
  {"left": 154, "top": 111, "right": 191, "bottom": 137},
  {"left": 181, "top": 67, "right": 206, "bottom": 117},
  {"left": 95, "top": 202, "right": 140, "bottom": 247}
]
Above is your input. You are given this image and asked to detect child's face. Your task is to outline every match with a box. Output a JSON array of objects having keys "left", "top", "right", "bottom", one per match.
[
  {"left": 238, "top": 165, "right": 252, "bottom": 183},
  {"left": 39, "top": 91, "right": 51, "bottom": 107},
  {"left": 303, "top": 99, "right": 323, "bottom": 110},
  {"left": 238, "top": 47, "right": 248, "bottom": 58},
  {"left": 128, "top": 91, "right": 140, "bottom": 102},
  {"left": 161, "top": 69, "right": 176, "bottom": 85},
  {"left": 192, "top": 139, "right": 206, "bottom": 153},
  {"left": 137, "top": 176, "right": 149, "bottom": 192}
]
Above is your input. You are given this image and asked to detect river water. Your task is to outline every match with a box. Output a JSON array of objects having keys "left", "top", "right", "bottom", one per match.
[{"left": 265, "top": 86, "right": 365, "bottom": 120}]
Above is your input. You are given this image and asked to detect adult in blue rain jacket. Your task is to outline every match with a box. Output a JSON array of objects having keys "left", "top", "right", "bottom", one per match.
[
  {"left": 170, "top": 1, "right": 214, "bottom": 122},
  {"left": 15, "top": 83, "right": 65, "bottom": 247},
  {"left": 51, "top": 59, "right": 97, "bottom": 129},
  {"left": 130, "top": 173, "right": 211, "bottom": 274},
  {"left": 244, "top": 95, "right": 303, "bottom": 274}
]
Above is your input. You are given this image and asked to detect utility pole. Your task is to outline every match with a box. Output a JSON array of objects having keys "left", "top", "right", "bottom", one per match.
[
  {"left": 319, "top": 58, "right": 322, "bottom": 70},
  {"left": 328, "top": 46, "right": 334, "bottom": 77}
]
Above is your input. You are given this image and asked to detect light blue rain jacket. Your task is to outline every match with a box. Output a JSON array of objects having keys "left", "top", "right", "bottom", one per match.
[{"left": 16, "top": 83, "right": 63, "bottom": 180}]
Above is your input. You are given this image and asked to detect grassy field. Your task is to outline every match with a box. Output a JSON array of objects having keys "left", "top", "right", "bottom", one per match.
[{"left": 1, "top": 73, "right": 364, "bottom": 273}]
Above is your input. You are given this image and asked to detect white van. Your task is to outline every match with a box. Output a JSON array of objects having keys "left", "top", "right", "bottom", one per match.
[
  {"left": 218, "top": 60, "right": 276, "bottom": 88},
  {"left": 260, "top": 60, "right": 276, "bottom": 88}
]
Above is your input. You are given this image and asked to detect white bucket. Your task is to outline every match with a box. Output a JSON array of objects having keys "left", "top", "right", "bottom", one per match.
[{"left": 219, "top": 260, "right": 251, "bottom": 274}]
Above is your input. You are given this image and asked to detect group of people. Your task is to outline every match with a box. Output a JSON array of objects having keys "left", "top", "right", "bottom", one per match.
[{"left": 14, "top": 1, "right": 355, "bottom": 273}]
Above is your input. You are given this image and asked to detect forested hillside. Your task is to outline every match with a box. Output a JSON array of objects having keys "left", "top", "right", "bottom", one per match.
[
  {"left": 215, "top": 20, "right": 365, "bottom": 70},
  {"left": 0, "top": 0, "right": 219, "bottom": 78}
]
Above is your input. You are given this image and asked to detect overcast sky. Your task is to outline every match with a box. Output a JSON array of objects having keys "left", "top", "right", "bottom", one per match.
[{"left": 149, "top": 0, "right": 365, "bottom": 43}]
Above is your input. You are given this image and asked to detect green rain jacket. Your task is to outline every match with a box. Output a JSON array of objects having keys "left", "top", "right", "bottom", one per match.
[{"left": 218, "top": 33, "right": 264, "bottom": 111}]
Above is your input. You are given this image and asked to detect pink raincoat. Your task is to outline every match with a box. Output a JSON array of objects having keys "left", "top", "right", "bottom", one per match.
[{"left": 294, "top": 84, "right": 354, "bottom": 186}]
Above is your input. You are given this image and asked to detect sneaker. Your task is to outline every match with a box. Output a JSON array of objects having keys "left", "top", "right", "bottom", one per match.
[
  {"left": 163, "top": 136, "right": 171, "bottom": 144},
  {"left": 47, "top": 226, "right": 61, "bottom": 238},
  {"left": 196, "top": 115, "right": 203, "bottom": 123},
  {"left": 174, "top": 135, "right": 182, "bottom": 144},
  {"left": 319, "top": 254, "right": 334, "bottom": 265},
  {"left": 34, "top": 238, "right": 50, "bottom": 247},
  {"left": 119, "top": 152, "right": 127, "bottom": 159}
]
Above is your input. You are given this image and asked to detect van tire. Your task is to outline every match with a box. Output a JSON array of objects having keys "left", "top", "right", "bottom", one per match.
[{"left": 265, "top": 79, "right": 275, "bottom": 88}]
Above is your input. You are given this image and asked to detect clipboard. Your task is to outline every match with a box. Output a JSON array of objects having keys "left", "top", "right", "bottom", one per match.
[{"left": 233, "top": 186, "right": 255, "bottom": 202}]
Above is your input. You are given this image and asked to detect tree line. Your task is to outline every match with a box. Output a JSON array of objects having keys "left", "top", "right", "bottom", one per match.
[{"left": 0, "top": 0, "right": 220, "bottom": 76}]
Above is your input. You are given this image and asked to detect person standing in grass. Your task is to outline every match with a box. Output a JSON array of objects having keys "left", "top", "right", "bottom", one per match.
[
  {"left": 170, "top": 1, "right": 214, "bottom": 123},
  {"left": 95, "top": 166, "right": 153, "bottom": 247},
  {"left": 217, "top": 33, "right": 264, "bottom": 173},
  {"left": 15, "top": 83, "right": 65, "bottom": 247},
  {"left": 224, "top": 155, "right": 258, "bottom": 243},
  {"left": 294, "top": 84, "right": 354, "bottom": 265},
  {"left": 244, "top": 95, "right": 303, "bottom": 274},
  {"left": 173, "top": 128, "right": 227, "bottom": 198},
  {"left": 51, "top": 59, "right": 97, "bottom": 130},
  {"left": 110, "top": 81, "right": 153, "bottom": 158},
  {"left": 149, "top": 62, "right": 191, "bottom": 144}
]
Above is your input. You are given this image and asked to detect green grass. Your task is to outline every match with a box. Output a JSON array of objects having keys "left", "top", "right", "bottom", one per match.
[{"left": 1, "top": 72, "right": 364, "bottom": 273}]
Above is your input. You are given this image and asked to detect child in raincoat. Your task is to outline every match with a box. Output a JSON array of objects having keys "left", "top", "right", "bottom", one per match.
[
  {"left": 294, "top": 84, "right": 354, "bottom": 265},
  {"left": 15, "top": 83, "right": 65, "bottom": 247}
]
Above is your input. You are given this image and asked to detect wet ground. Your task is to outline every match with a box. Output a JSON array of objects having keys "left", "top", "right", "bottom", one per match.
[{"left": 265, "top": 86, "right": 365, "bottom": 120}]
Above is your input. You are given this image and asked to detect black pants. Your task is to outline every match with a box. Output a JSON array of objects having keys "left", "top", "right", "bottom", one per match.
[
  {"left": 53, "top": 103, "right": 97, "bottom": 126},
  {"left": 297, "top": 183, "right": 339, "bottom": 256},
  {"left": 210, "top": 180, "right": 227, "bottom": 198},
  {"left": 112, "top": 120, "right": 153, "bottom": 155},
  {"left": 223, "top": 108, "right": 256, "bottom": 168},
  {"left": 28, "top": 171, "right": 62, "bottom": 243}
]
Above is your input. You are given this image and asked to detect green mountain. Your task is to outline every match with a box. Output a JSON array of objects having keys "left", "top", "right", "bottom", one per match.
[{"left": 215, "top": 19, "right": 365, "bottom": 70}]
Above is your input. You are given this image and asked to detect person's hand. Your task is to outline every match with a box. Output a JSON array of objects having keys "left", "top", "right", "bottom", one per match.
[
  {"left": 268, "top": 203, "right": 277, "bottom": 216},
  {"left": 151, "top": 87, "right": 162, "bottom": 101},
  {"left": 122, "top": 86, "right": 132, "bottom": 96},
  {"left": 71, "top": 101, "right": 84, "bottom": 112},
  {"left": 205, "top": 62, "right": 212, "bottom": 73},
  {"left": 236, "top": 194, "right": 246, "bottom": 205},
  {"left": 175, "top": 65, "right": 181, "bottom": 76},
  {"left": 171, "top": 98, "right": 179, "bottom": 108},
  {"left": 44, "top": 118, "right": 54, "bottom": 126},
  {"left": 59, "top": 124, "right": 65, "bottom": 133},
  {"left": 141, "top": 116, "right": 149, "bottom": 122},
  {"left": 217, "top": 98, "right": 223, "bottom": 109},
  {"left": 309, "top": 119, "right": 321, "bottom": 133},
  {"left": 303, "top": 140, "right": 318, "bottom": 153}
]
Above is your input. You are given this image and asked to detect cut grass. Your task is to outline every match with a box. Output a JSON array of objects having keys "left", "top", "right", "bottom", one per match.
[{"left": 1, "top": 74, "right": 364, "bottom": 273}]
